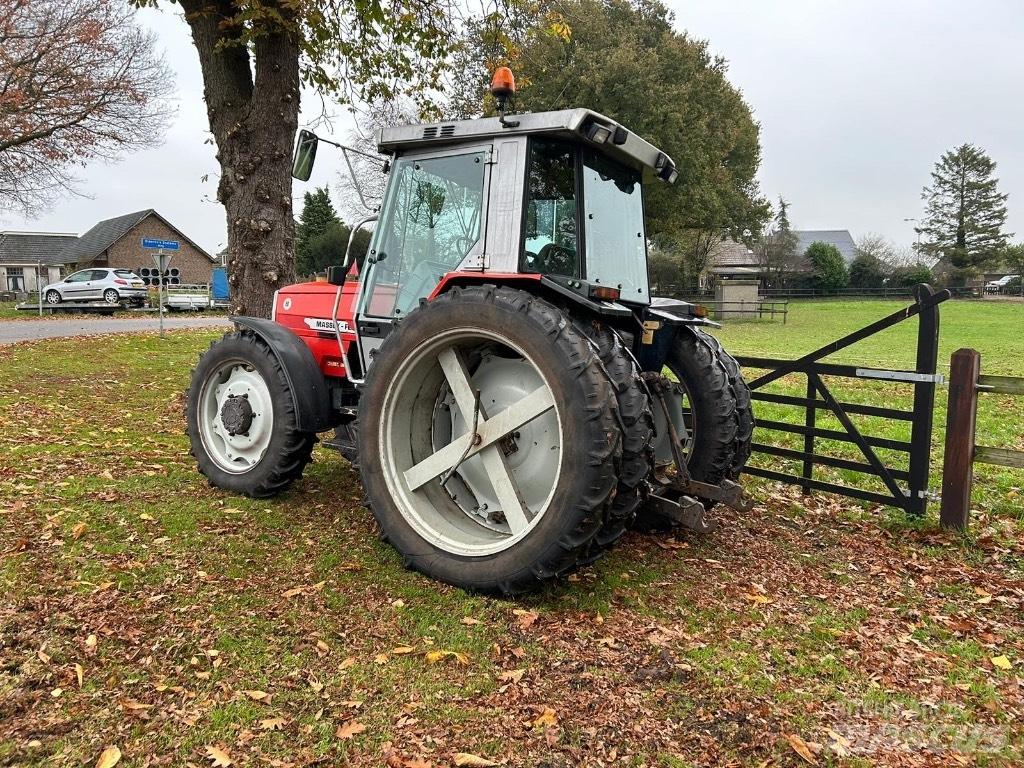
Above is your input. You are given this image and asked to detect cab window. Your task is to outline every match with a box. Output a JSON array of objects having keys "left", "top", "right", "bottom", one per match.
[
  {"left": 65, "top": 271, "right": 91, "bottom": 283},
  {"left": 522, "top": 139, "right": 579, "bottom": 278}
]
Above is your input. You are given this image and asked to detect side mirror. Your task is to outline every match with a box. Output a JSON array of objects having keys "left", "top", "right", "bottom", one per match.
[
  {"left": 292, "top": 129, "right": 319, "bottom": 181},
  {"left": 326, "top": 265, "right": 347, "bottom": 286}
]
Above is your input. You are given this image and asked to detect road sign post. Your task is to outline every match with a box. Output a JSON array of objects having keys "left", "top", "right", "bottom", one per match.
[{"left": 142, "top": 238, "right": 179, "bottom": 339}]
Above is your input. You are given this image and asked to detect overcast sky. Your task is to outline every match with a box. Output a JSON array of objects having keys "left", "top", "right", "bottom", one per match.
[{"left": 4, "top": 0, "right": 1023, "bottom": 255}]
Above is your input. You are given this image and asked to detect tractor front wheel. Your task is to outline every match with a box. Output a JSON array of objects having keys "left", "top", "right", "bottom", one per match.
[
  {"left": 357, "top": 286, "right": 622, "bottom": 594},
  {"left": 186, "top": 331, "right": 316, "bottom": 498}
]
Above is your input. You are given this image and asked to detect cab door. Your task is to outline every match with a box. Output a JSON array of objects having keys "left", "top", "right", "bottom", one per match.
[{"left": 356, "top": 144, "right": 490, "bottom": 368}]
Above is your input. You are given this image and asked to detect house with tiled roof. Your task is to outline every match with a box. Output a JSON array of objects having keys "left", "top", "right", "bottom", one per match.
[
  {"left": 0, "top": 210, "right": 216, "bottom": 297},
  {"left": 708, "top": 229, "right": 858, "bottom": 282},
  {"left": 0, "top": 232, "right": 78, "bottom": 294}
]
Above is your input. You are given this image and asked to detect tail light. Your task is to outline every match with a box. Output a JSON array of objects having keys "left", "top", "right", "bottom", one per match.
[
  {"left": 114, "top": 278, "right": 128, "bottom": 285},
  {"left": 589, "top": 285, "right": 621, "bottom": 301}
]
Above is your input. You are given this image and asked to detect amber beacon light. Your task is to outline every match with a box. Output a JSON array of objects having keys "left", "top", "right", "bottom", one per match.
[
  {"left": 491, "top": 67, "right": 519, "bottom": 127},
  {"left": 490, "top": 66, "right": 516, "bottom": 100}
]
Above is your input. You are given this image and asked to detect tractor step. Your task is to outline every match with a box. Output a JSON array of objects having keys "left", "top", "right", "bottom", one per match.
[
  {"left": 323, "top": 422, "right": 359, "bottom": 466},
  {"left": 646, "top": 492, "right": 717, "bottom": 533}
]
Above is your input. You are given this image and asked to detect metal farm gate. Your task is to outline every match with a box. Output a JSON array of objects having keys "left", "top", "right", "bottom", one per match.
[{"left": 731, "top": 285, "right": 951, "bottom": 515}]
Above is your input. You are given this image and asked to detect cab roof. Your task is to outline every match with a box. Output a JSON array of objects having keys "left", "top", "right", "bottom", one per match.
[{"left": 376, "top": 108, "right": 677, "bottom": 183}]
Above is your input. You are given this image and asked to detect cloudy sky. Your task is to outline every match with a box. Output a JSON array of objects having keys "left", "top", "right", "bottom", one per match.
[{"left": 4, "top": 0, "right": 1023, "bottom": 255}]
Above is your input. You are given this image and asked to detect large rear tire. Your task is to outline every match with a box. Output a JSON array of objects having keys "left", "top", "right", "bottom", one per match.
[
  {"left": 701, "top": 331, "right": 754, "bottom": 479},
  {"left": 186, "top": 331, "right": 316, "bottom": 498},
  {"left": 357, "top": 285, "right": 622, "bottom": 595},
  {"left": 575, "top": 320, "right": 653, "bottom": 561}
]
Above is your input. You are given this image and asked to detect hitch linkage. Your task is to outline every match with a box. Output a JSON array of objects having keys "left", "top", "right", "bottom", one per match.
[{"left": 642, "top": 372, "right": 753, "bottom": 532}]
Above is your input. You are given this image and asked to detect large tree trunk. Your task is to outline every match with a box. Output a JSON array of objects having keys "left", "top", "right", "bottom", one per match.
[{"left": 182, "top": 2, "right": 299, "bottom": 318}]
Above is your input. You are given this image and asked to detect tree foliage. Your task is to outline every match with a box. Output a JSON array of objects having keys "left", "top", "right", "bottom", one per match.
[
  {"left": 805, "top": 241, "right": 849, "bottom": 292},
  {"left": 891, "top": 264, "right": 933, "bottom": 288},
  {"left": 920, "top": 143, "right": 1010, "bottom": 282},
  {"left": 452, "top": 0, "right": 768, "bottom": 248},
  {"left": 139, "top": 0, "right": 458, "bottom": 317},
  {"left": 0, "top": 0, "right": 172, "bottom": 213},
  {"left": 295, "top": 187, "right": 370, "bottom": 276}
]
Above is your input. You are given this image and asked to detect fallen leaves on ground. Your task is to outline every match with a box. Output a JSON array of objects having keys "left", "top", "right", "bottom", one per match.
[
  {"left": 95, "top": 745, "right": 121, "bottom": 768},
  {"left": 335, "top": 720, "right": 367, "bottom": 739}
]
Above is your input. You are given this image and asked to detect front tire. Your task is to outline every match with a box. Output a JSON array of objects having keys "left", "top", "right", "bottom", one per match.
[
  {"left": 186, "top": 331, "right": 316, "bottom": 498},
  {"left": 357, "top": 286, "right": 622, "bottom": 594},
  {"left": 45, "top": 290, "right": 61, "bottom": 305}
]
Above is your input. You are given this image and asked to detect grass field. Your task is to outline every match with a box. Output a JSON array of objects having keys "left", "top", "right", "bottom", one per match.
[{"left": 0, "top": 300, "right": 1022, "bottom": 767}]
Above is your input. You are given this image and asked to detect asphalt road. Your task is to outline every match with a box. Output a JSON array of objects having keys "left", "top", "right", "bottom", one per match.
[{"left": 0, "top": 315, "right": 232, "bottom": 345}]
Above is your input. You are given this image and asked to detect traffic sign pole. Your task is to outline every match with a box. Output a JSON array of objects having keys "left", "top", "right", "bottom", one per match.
[
  {"left": 152, "top": 250, "right": 173, "bottom": 339},
  {"left": 141, "top": 238, "right": 180, "bottom": 339}
]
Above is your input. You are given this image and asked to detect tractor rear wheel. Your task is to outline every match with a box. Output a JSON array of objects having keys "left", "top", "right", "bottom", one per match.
[
  {"left": 701, "top": 331, "right": 754, "bottom": 479},
  {"left": 186, "top": 331, "right": 317, "bottom": 498},
  {"left": 357, "top": 285, "right": 622, "bottom": 594},
  {"left": 575, "top": 320, "right": 653, "bottom": 561}
]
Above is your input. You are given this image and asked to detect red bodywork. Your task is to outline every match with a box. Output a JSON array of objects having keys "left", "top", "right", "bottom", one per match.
[{"left": 273, "top": 272, "right": 543, "bottom": 379}]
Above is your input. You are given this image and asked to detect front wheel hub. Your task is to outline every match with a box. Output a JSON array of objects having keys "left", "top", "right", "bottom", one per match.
[{"left": 220, "top": 394, "right": 254, "bottom": 436}]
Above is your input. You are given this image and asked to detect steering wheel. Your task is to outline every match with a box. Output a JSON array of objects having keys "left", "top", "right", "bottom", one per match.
[{"left": 535, "top": 243, "right": 577, "bottom": 276}]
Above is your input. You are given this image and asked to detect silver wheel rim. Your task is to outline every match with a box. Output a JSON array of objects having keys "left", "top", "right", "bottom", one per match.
[
  {"left": 379, "top": 328, "right": 563, "bottom": 557},
  {"left": 104, "top": 290, "right": 119, "bottom": 304},
  {"left": 197, "top": 359, "right": 275, "bottom": 474},
  {"left": 46, "top": 291, "right": 59, "bottom": 304}
]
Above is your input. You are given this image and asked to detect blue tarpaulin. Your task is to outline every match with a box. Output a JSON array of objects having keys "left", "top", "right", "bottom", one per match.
[{"left": 211, "top": 268, "right": 229, "bottom": 300}]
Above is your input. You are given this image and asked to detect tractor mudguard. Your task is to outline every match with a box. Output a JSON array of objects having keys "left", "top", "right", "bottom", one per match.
[
  {"left": 231, "top": 316, "right": 337, "bottom": 433},
  {"left": 634, "top": 302, "right": 718, "bottom": 373}
]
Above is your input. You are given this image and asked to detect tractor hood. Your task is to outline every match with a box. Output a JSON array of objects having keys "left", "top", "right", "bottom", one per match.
[{"left": 377, "top": 109, "right": 678, "bottom": 184}]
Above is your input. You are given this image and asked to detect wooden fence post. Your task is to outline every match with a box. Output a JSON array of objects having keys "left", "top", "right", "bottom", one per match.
[{"left": 940, "top": 348, "right": 981, "bottom": 530}]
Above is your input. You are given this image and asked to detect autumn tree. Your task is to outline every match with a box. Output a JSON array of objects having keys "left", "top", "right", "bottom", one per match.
[
  {"left": 0, "top": 0, "right": 172, "bottom": 213},
  {"left": 140, "top": 1, "right": 457, "bottom": 317},
  {"left": 919, "top": 143, "right": 1010, "bottom": 284},
  {"left": 451, "top": 0, "right": 768, "bottom": 249}
]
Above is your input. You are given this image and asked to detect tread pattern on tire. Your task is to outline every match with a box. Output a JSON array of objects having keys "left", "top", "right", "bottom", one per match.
[
  {"left": 187, "top": 330, "right": 316, "bottom": 499},
  {"left": 574, "top": 319, "right": 653, "bottom": 559},
  {"left": 358, "top": 285, "right": 623, "bottom": 595},
  {"left": 698, "top": 330, "right": 754, "bottom": 479}
]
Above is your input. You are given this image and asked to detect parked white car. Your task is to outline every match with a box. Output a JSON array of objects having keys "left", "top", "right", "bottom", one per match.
[
  {"left": 985, "top": 274, "right": 1019, "bottom": 294},
  {"left": 43, "top": 268, "right": 147, "bottom": 306}
]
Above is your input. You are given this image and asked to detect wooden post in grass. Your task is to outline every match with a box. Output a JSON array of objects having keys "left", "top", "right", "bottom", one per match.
[{"left": 940, "top": 348, "right": 981, "bottom": 530}]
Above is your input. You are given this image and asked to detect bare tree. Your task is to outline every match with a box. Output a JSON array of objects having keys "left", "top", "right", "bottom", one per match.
[
  {"left": 333, "top": 100, "right": 420, "bottom": 223},
  {"left": 0, "top": 0, "right": 173, "bottom": 214},
  {"left": 755, "top": 197, "right": 798, "bottom": 286}
]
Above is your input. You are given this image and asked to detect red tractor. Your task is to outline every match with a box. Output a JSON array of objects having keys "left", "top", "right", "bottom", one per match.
[{"left": 186, "top": 70, "right": 753, "bottom": 594}]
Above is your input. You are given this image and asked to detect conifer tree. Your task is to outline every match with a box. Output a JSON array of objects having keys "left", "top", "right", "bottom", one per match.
[{"left": 920, "top": 144, "right": 1010, "bottom": 281}]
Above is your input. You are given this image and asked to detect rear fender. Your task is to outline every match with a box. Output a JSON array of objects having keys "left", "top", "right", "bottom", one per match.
[
  {"left": 428, "top": 272, "right": 633, "bottom": 319},
  {"left": 232, "top": 316, "right": 337, "bottom": 433}
]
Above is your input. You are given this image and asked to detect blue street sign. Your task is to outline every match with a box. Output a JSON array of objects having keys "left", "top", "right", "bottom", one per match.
[{"left": 141, "top": 238, "right": 180, "bottom": 250}]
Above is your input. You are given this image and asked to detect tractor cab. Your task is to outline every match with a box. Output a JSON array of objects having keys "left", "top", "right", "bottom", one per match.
[{"left": 288, "top": 68, "right": 684, "bottom": 375}]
